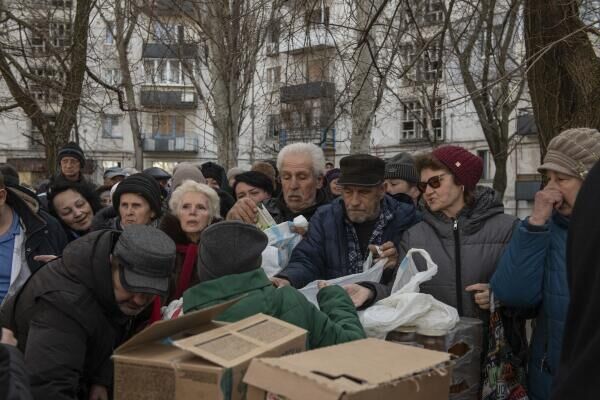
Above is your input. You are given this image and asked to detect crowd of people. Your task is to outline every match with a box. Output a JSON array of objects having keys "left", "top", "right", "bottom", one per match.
[{"left": 0, "top": 128, "right": 599, "bottom": 400}]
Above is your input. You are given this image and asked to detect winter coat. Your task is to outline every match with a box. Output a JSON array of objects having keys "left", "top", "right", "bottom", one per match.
[
  {"left": 3, "top": 187, "right": 69, "bottom": 301},
  {"left": 491, "top": 213, "right": 569, "bottom": 400},
  {"left": 0, "top": 230, "right": 135, "bottom": 400},
  {"left": 263, "top": 189, "right": 329, "bottom": 224},
  {"left": 182, "top": 268, "right": 365, "bottom": 349},
  {"left": 278, "top": 195, "right": 418, "bottom": 289},
  {"left": 371, "top": 187, "right": 517, "bottom": 319},
  {"left": 0, "top": 344, "right": 33, "bottom": 400}
]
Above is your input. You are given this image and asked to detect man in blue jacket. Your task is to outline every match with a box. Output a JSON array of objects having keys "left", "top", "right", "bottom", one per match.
[{"left": 273, "top": 154, "right": 419, "bottom": 307}]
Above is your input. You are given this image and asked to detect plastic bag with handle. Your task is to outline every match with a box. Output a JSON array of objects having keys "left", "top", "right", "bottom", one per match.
[{"left": 359, "top": 248, "right": 459, "bottom": 338}]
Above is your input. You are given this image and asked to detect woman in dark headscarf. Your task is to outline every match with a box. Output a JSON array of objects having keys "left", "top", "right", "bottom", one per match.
[{"left": 551, "top": 160, "right": 600, "bottom": 400}]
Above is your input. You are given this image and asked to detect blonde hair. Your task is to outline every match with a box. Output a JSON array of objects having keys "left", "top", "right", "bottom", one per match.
[{"left": 169, "top": 180, "right": 220, "bottom": 219}]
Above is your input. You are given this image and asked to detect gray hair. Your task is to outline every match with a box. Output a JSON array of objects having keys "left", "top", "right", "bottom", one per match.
[
  {"left": 169, "top": 180, "right": 220, "bottom": 220},
  {"left": 277, "top": 142, "right": 325, "bottom": 177}
]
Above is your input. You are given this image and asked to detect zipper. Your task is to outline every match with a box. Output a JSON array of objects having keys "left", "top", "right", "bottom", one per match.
[{"left": 453, "top": 219, "right": 463, "bottom": 316}]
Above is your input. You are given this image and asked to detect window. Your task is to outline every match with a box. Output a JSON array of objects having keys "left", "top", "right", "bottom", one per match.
[
  {"left": 424, "top": 0, "right": 444, "bottom": 24},
  {"left": 50, "top": 22, "right": 71, "bottom": 47},
  {"left": 102, "top": 115, "right": 122, "bottom": 138},
  {"left": 153, "top": 22, "right": 184, "bottom": 43},
  {"left": 266, "top": 114, "right": 280, "bottom": 138},
  {"left": 30, "top": 114, "right": 56, "bottom": 147},
  {"left": 266, "top": 66, "right": 281, "bottom": 91},
  {"left": 400, "top": 99, "right": 444, "bottom": 141},
  {"left": 152, "top": 115, "right": 185, "bottom": 138},
  {"left": 144, "top": 59, "right": 187, "bottom": 85},
  {"left": 306, "top": 5, "right": 330, "bottom": 28},
  {"left": 477, "top": 150, "right": 491, "bottom": 180},
  {"left": 103, "top": 68, "right": 120, "bottom": 85},
  {"left": 105, "top": 21, "right": 114, "bottom": 45},
  {"left": 401, "top": 42, "right": 442, "bottom": 83}
]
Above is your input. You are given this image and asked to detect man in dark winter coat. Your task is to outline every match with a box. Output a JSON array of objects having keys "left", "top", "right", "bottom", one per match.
[
  {"left": 227, "top": 143, "right": 329, "bottom": 225},
  {"left": 273, "top": 155, "right": 419, "bottom": 302},
  {"left": 0, "top": 225, "right": 176, "bottom": 400},
  {"left": 0, "top": 171, "right": 68, "bottom": 303}
]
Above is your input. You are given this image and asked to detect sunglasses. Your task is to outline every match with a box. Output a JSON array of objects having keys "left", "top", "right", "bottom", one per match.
[{"left": 417, "top": 173, "right": 448, "bottom": 193}]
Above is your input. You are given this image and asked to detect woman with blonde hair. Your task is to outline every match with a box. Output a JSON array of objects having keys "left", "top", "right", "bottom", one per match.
[{"left": 150, "top": 180, "right": 220, "bottom": 322}]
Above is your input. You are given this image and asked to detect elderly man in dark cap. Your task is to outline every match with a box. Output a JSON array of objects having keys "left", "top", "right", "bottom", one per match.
[
  {"left": 272, "top": 154, "right": 419, "bottom": 307},
  {"left": 0, "top": 225, "right": 176, "bottom": 400},
  {"left": 181, "top": 221, "right": 365, "bottom": 349},
  {"left": 57, "top": 142, "right": 86, "bottom": 183}
]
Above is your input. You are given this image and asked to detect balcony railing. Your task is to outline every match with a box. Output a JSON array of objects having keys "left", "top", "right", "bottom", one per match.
[
  {"left": 142, "top": 42, "right": 198, "bottom": 59},
  {"left": 142, "top": 136, "right": 198, "bottom": 153},
  {"left": 140, "top": 87, "right": 198, "bottom": 109},
  {"left": 280, "top": 81, "right": 335, "bottom": 103},
  {"left": 279, "top": 127, "right": 335, "bottom": 149},
  {"left": 279, "top": 25, "right": 334, "bottom": 54}
]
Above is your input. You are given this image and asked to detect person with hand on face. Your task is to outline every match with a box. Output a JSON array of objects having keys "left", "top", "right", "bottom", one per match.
[
  {"left": 153, "top": 180, "right": 221, "bottom": 322},
  {"left": 272, "top": 154, "right": 418, "bottom": 296},
  {"left": 47, "top": 180, "right": 102, "bottom": 242},
  {"left": 0, "top": 225, "right": 176, "bottom": 400},
  {"left": 361, "top": 146, "right": 517, "bottom": 318},
  {"left": 491, "top": 128, "right": 600, "bottom": 400},
  {"left": 91, "top": 173, "right": 163, "bottom": 231},
  {"left": 227, "top": 143, "right": 329, "bottom": 226}
]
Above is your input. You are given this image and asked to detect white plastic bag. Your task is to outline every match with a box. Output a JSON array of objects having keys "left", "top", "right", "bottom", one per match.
[
  {"left": 359, "top": 248, "right": 459, "bottom": 338},
  {"left": 299, "top": 257, "right": 387, "bottom": 307},
  {"left": 261, "top": 221, "right": 303, "bottom": 276}
]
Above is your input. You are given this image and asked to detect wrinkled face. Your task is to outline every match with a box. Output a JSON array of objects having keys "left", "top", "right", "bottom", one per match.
[
  {"left": 205, "top": 178, "right": 220, "bottom": 190},
  {"left": 342, "top": 184, "right": 385, "bottom": 223},
  {"left": 99, "top": 190, "right": 111, "bottom": 208},
  {"left": 119, "top": 193, "right": 155, "bottom": 227},
  {"left": 420, "top": 168, "right": 464, "bottom": 213},
  {"left": 329, "top": 178, "right": 342, "bottom": 196},
  {"left": 60, "top": 157, "right": 81, "bottom": 180},
  {"left": 111, "top": 260, "right": 155, "bottom": 316},
  {"left": 544, "top": 170, "right": 583, "bottom": 216},
  {"left": 177, "top": 191, "right": 211, "bottom": 235},
  {"left": 280, "top": 154, "right": 322, "bottom": 213},
  {"left": 52, "top": 189, "right": 94, "bottom": 232},
  {"left": 235, "top": 182, "right": 271, "bottom": 204}
]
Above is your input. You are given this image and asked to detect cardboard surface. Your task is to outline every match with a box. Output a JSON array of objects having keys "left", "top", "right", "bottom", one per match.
[
  {"left": 244, "top": 338, "right": 453, "bottom": 400},
  {"left": 113, "top": 303, "right": 307, "bottom": 400}
]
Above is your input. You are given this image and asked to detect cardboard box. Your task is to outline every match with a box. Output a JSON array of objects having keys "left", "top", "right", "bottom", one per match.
[
  {"left": 244, "top": 338, "right": 453, "bottom": 400},
  {"left": 113, "top": 301, "right": 307, "bottom": 400}
]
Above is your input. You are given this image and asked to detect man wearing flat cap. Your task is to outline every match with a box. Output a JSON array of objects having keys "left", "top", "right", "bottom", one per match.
[
  {"left": 0, "top": 225, "right": 176, "bottom": 400},
  {"left": 272, "top": 154, "right": 419, "bottom": 307}
]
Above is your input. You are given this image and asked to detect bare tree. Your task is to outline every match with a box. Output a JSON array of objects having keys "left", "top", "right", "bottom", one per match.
[{"left": 0, "top": 0, "right": 95, "bottom": 173}]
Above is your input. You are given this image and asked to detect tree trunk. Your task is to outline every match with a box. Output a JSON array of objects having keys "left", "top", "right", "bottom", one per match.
[
  {"left": 491, "top": 152, "right": 508, "bottom": 200},
  {"left": 525, "top": 0, "right": 600, "bottom": 160}
]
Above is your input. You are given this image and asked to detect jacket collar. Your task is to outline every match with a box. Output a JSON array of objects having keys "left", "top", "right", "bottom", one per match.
[
  {"left": 183, "top": 269, "right": 271, "bottom": 313},
  {"left": 6, "top": 188, "right": 45, "bottom": 235}
]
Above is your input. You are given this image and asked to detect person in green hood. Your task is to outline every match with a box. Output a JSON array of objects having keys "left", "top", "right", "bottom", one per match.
[{"left": 182, "top": 221, "right": 365, "bottom": 349}]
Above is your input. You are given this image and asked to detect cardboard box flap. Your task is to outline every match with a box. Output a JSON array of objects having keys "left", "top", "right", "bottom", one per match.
[
  {"left": 115, "top": 297, "right": 241, "bottom": 354},
  {"left": 173, "top": 313, "right": 307, "bottom": 369},
  {"left": 244, "top": 338, "right": 451, "bottom": 397}
]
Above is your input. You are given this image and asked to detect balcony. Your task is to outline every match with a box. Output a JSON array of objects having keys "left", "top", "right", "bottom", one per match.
[
  {"left": 279, "top": 25, "right": 335, "bottom": 55},
  {"left": 142, "top": 42, "right": 198, "bottom": 59},
  {"left": 142, "top": 136, "right": 198, "bottom": 153},
  {"left": 279, "top": 127, "right": 335, "bottom": 149},
  {"left": 140, "top": 88, "right": 198, "bottom": 109},
  {"left": 280, "top": 81, "right": 335, "bottom": 103},
  {"left": 142, "top": 0, "right": 194, "bottom": 16}
]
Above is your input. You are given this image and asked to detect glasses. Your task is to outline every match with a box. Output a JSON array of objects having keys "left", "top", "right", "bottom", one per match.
[{"left": 417, "top": 173, "right": 447, "bottom": 193}]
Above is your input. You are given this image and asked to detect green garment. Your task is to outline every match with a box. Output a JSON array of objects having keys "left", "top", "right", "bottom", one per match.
[{"left": 183, "top": 269, "right": 365, "bottom": 349}]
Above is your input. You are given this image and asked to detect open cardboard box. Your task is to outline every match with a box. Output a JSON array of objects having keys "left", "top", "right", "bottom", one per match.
[
  {"left": 244, "top": 338, "right": 453, "bottom": 400},
  {"left": 113, "top": 300, "right": 307, "bottom": 400}
]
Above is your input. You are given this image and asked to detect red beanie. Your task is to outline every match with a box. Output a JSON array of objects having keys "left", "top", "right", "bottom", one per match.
[{"left": 431, "top": 146, "right": 483, "bottom": 190}]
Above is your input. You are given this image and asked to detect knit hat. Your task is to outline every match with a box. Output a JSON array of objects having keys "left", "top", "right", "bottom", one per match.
[
  {"left": 385, "top": 152, "right": 418, "bottom": 183},
  {"left": 196, "top": 221, "right": 268, "bottom": 282},
  {"left": 431, "top": 146, "right": 483, "bottom": 190},
  {"left": 171, "top": 162, "right": 207, "bottom": 190},
  {"left": 112, "top": 173, "right": 163, "bottom": 217},
  {"left": 251, "top": 162, "right": 277, "bottom": 192},
  {"left": 57, "top": 142, "right": 85, "bottom": 168},
  {"left": 233, "top": 171, "right": 274, "bottom": 196},
  {"left": 338, "top": 154, "right": 385, "bottom": 186},
  {"left": 538, "top": 128, "right": 600, "bottom": 179},
  {"left": 113, "top": 224, "right": 176, "bottom": 297},
  {"left": 227, "top": 167, "right": 245, "bottom": 181},
  {"left": 325, "top": 168, "right": 341, "bottom": 184},
  {"left": 201, "top": 162, "right": 225, "bottom": 187}
]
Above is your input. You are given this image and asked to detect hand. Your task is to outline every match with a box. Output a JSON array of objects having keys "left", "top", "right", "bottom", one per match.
[
  {"left": 226, "top": 198, "right": 258, "bottom": 224},
  {"left": 1, "top": 328, "right": 17, "bottom": 346},
  {"left": 270, "top": 277, "right": 291, "bottom": 288},
  {"left": 291, "top": 225, "right": 308, "bottom": 236},
  {"left": 368, "top": 241, "right": 398, "bottom": 269},
  {"left": 33, "top": 255, "right": 58, "bottom": 263},
  {"left": 317, "top": 280, "right": 328, "bottom": 289},
  {"left": 88, "top": 384, "right": 109, "bottom": 400},
  {"left": 529, "top": 188, "right": 564, "bottom": 226},
  {"left": 342, "top": 284, "right": 374, "bottom": 308},
  {"left": 465, "top": 283, "right": 490, "bottom": 310}
]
